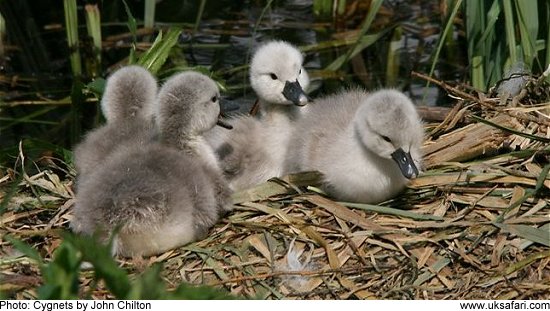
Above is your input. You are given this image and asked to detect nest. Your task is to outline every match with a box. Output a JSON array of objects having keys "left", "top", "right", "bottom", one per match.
[{"left": 1, "top": 73, "right": 549, "bottom": 299}]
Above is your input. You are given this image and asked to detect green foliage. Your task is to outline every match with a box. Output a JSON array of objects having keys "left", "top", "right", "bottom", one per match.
[
  {"left": 63, "top": 0, "right": 81, "bottom": 77},
  {"left": 463, "top": 0, "right": 550, "bottom": 90},
  {"left": 6, "top": 233, "right": 235, "bottom": 299},
  {"left": 313, "top": 0, "right": 334, "bottom": 18},
  {"left": 428, "top": 0, "right": 462, "bottom": 84},
  {"left": 327, "top": 0, "right": 383, "bottom": 71},
  {"left": 122, "top": 0, "right": 138, "bottom": 63},
  {"left": 0, "top": 138, "right": 74, "bottom": 169},
  {"left": 144, "top": 0, "right": 156, "bottom": 29},
  {"left": 84, "top": 4, "right": 102, "bottom": 78},
  {"left": 86, "top": 78, "right": 107, "bottom": 98},
  {"left": 385, "top": 26, "right": 402, "bottom": 87},
  {"left": 37, "top": 242, "right": 81, "bottom": 299},
  {"left": 135, "top": 28, "right": 182, "bottom": 75}
]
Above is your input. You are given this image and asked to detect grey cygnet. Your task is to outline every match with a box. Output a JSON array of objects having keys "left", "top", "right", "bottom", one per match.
[
  {"left": 286, "top": 89, "right": 424, "bottom": 204},
  {"left": 71, "top": 71, "right": 232, "bottom": 257},
  {"left": 73, "top": 65, "right": 158, "bottom": 179}
]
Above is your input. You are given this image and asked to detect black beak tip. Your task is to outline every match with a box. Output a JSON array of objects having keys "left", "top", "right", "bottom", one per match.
[
  {"left": 391, "top": 148, "right": 419, "bottom": 180},
  {"left": 282, "top": 80, "right": 308, "bottom": 107}
]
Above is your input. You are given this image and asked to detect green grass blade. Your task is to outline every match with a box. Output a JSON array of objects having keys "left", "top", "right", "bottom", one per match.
[
  {"left": 313, "top": 0, "right": 334, "bottom": 18},
  {"left": 136, "top": 28, "right": 182, "bottom": 75},
  {"left": 84, "top": 4, "right": 102, "bottom": 78},
  {"left": 193, "top": 0, "right": 207, "bottom": 37},
  {"left": 502, "top": 0, "right": 517, "bottom": 64},
  {"left": 337, "top": 0, "right": 346, "bottom": 16},
  {"left": 494, "top": 223, "right": 550, "bottom": 247},
  {"left": 474, "top": 1, "right": 500, "bottom": 50},
  {"left": 413, "top": 257, "right": 451, "bottom": 286},
  {"left": 63, "top": 232, "right": 133, "bottom": 299},
  {"left": 0, "top": 11, "right": 5, "bottom": 56},
  {"left": 515, "top": 0, "right": 539, "bottom": 68},
  {"left": 465, "top": 0, "right": 484, "bottom": 57},
  {"left": 4, "top": 235, "right": 44, "bottom": 265},
  {"left": 63, "top": 0, "right": 81, "bottom": 77},
  {"left": 37, "top": 242, "right": 81, "bottom": 299},
  {"left": 86, "top": 77, "right": 107, "bottom": 97},
  {"left": 471, "top": 56, "right": 485, "bottom": 90},
  {"left": 342, "top": 202, "right": 444, "bottom": 221},
  {"left": 0, "top": 106, "right": 57, "bottom": 131},
  {"left": 465, "top": 0, "right": 486, "bottom": 90},
  {"left": 0, "top": 138, "right": 74, "bottom": 168},
  {"left": 84, "top": 5, "right": 102, "bottom": 52},
  {"left": 469, "top": 115, "right": 550, "bottom": 143},
  {"left": 326, "top": 30, "right": 389, "bottom": 71},
  {"left": 385, "top": 26, "right": 402, "bottom": 86},
  {"left": 144, "top": 0, "right": 156, "bottom": 29},
  {"left": 328, "top": 0, "right": 383, "bottom": 71},
  {"left": 427, "top": 0, "right": 462, "bottom": 83},
  {"left": 122, "top": 0, "right": 138, "bottom": 63}
]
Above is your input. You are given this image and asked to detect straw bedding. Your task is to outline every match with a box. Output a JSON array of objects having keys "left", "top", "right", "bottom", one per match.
[{"left": 1, "top": 74, "right": 549, "bottom": 299}]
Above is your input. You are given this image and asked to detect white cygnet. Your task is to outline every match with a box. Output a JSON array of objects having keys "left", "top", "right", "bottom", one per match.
[
  {"left": 73, "top": 65, "right": 157, "bottom": 179},
  {"left": 207, "top": 40, "right": 310, "bottom": 191},
  {"left": 285, "top": 89, "right": 424, "bottom": 204},
  {"left": 249, "top": 40, "right": 310, "bottom": 118},
  {"left": 71, "top": 71, "right": 232, "bottom": 257}
]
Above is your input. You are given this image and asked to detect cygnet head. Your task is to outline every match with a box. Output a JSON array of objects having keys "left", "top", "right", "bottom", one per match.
[
  {"left": 156, "top": 71, "right": 231, "bottom": 142},
  {"left": 353, "top": 89, "right": 424, "bottom": 179},
  {"left": 249, "top": 40, "right": 310, "bottom": 106},
  {"left": 100, "top": 65, "right": 157, "bottom": 123}
]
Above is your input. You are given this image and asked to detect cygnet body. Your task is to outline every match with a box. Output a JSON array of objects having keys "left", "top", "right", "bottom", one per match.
[
  {"left": 207, "top": 40, "right": 310, "bottom": 191},
  {"left": 73, "top": 65, "right": 157, "bottom": 179},
  {"left": 285, "top": 89, "right": 424, "bottom": 204},
  {"left": 71, "top": 71, "right": 232, "bottom": 257}
]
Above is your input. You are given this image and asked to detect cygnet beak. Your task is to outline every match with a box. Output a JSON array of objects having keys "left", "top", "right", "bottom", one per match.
[
  {"left": 216, "top": 117, "right": 233, "bottom": 130},
  {"left": 282, "top": 80, "right": 309, "bottom": 106},
  {"left": 216, "top": 97, "right": 234, "bottom": 129},
  {"left": 391, "top": 148, "right": 419, "bottom": 179}
]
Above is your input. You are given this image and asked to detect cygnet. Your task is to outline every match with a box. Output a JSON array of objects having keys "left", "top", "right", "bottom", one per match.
[
  {"left": 207, "top": 40, "right": 310, "bottom": 191},
  {"left": 285, "top": 89, "right": 424, "bottom": 204},
  {"left": 249, "top": 40, "right": 310, "bottom": 118},
  {"left": 73, "top": 65, "right": 157, "bottom": 179},
  {"left": 71, "top": 71, "right": 232, "bottom": 257}
]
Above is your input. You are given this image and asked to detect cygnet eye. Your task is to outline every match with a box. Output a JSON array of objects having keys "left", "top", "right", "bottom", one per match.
[
  {"left": 270, "top": 73, "right": 278, "bottom": 80},
  {"left": 381, "top": 135, "right": 392, "bottom": 143},
  {"left": 211, "top": 95, "right": 218, "bottom": 103},
  {"left": 299, "top": 68, "right": 302, "bottom": 75}
]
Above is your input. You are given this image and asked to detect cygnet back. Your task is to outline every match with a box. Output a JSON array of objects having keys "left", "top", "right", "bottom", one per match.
[
  {"left": 285, "top": 89, "right": 424, "bottom": 204},
  {"left": 71, "top": 71, "right": 232, "bottom": 257},
  {"left": 73, "top": 65, "right": 158, "bottom": 179}
]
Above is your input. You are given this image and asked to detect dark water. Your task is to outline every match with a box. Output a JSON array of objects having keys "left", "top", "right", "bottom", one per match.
[
  {"left": 0, "top": 0, "right": 466, "bottom": 151},
  {"left": 170, "top": 0, "right": 466, "bottom": 107}
]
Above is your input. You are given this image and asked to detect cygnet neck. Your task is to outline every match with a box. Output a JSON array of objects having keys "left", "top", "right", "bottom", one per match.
[
  {"left": 161, "top": 127, "right": 221, "bottom": 172},
  {"left": 260, "top": 101, "right": 302, "bottom": 122},
  {"left": 160, "top": 127, "right": 199, "bottom": 151}
]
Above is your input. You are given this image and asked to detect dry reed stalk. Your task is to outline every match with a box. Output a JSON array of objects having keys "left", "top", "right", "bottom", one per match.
[{"left": 422, "top": 114, "right": 521, "bottom": 168}]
